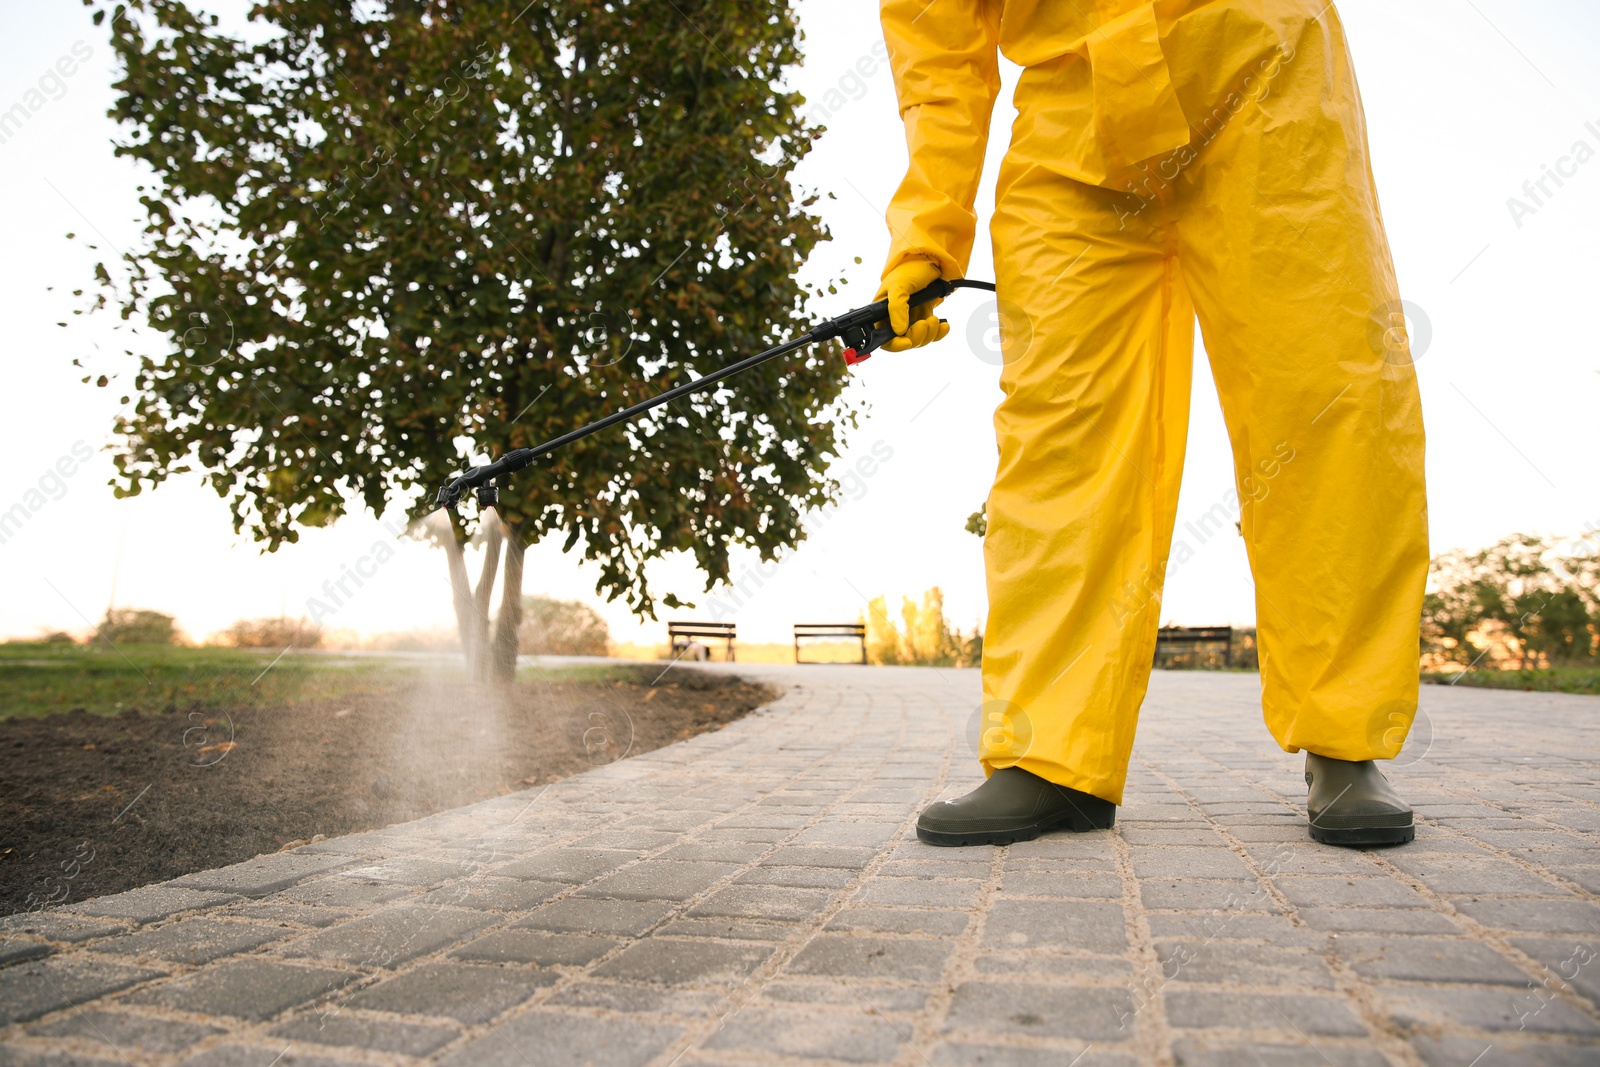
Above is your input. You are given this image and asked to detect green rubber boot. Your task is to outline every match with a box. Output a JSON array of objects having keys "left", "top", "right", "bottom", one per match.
[
  {"left": 1305, "top": 752, "right": 1414, "bottom": 846},
  {"left": 917, "top": 766, "right": 1116, "bottom": 847}
]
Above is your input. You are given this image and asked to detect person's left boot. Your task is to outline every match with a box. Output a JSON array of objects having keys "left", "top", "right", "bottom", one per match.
[{"left": 1305, "top": 752, "right": 1414, "bottom": 846}]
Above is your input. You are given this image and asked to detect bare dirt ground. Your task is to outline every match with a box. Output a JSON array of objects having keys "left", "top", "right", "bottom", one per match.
[{"left": 0, "top": 665, "right": 774, "bottom": 915}]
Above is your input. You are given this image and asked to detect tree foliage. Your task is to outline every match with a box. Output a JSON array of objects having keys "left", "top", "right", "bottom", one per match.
[
  {"left": 1423, "top": 533, "right": 1598, "bottom": 669},
  {"left": 88, "top": 0, "right": 855, "bottom": 664},
  {"left": 864, "top": 587, "right": 980, "bottom": 668}
]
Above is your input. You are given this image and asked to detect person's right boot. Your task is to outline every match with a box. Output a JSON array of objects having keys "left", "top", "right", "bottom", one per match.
[
  {"left": 1305, "top": 752, "right": 1414, "bottom": 846},
  {"left": 917, "top": 766, "right": 1115, "bottom": 846}
]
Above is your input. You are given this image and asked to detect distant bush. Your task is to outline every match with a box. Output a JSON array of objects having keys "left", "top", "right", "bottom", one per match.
[
  {"left": 865, "top": 587, "right": 981, "bottom": 668},
  {"left": 519, "top": 597, "right": 610, "bottom": 657},
  {"left": 96, "top": 609, "right": 178, "bottom": 646},
  {"left": 40, "top": 631, "right": 77, "bottom": 644},
  {"left": 1424, "top": 533, "right": 1597, "bottom": 669},
  {"left": 222, "top": 617, "right": 323, "bottom": 649}
]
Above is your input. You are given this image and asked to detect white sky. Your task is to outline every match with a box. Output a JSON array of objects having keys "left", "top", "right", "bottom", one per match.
[{"left": 1, "top": 1, "right": 1597, "bottom": 647}]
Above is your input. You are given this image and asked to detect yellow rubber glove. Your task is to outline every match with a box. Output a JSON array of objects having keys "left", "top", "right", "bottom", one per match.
[{"left": 875, "top": 259, "right": 950, "bottom": 352}]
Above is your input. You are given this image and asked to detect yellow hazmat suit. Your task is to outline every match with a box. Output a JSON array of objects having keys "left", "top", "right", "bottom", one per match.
[{"left": 879, "top": 0, "right": 1429, "bottom": 804}]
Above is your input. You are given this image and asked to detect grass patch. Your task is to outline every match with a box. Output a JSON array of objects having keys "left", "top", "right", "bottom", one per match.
[
  {"left": 1422, "top": 666, "right": 1600, "bottom": 696},
  {"left": 0, "top": 642, "right": 414, "bottom": 720}
]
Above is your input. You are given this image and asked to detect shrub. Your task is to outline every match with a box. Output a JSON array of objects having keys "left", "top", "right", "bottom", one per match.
[
  {"left": 519, "top": 597, "right": 610, "bottom": 657},
  {"left": 96, "top": 609, "right": 178, "bottom": 646},
  {"left": 222, "top": 617, "right": 323, "bottom": 649}
]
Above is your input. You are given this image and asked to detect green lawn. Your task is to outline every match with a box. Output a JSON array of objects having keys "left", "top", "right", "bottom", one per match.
[
  {"left": 1422, "top": 666, "right": 1600, "bottom": 696},
  {"left": 0, "top": 641, "right": 418, "bottom": 720},
  {"left": 0, "top": 642, "right": 669, "bottom": 720}
]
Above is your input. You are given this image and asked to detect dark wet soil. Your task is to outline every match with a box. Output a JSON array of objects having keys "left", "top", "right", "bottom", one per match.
[{"left": 0, "top": 666, "right": 774, "bottom": 915}]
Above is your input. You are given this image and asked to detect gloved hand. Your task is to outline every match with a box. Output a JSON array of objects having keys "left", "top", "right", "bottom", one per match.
[{"left": 875, "top": 259, "right": 950, "bottom": 352}]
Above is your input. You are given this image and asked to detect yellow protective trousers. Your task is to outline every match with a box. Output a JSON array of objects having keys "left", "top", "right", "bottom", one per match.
[{"left": 880, "top": 0, "right": 1429, "bottom": 804}]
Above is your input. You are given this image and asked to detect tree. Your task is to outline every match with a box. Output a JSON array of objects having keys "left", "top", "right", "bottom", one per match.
[
  {"left": 1422, "top": 533, "right": 1597, "bottom": 669},
  {"left": 519, "top": 595, "right": 609, "bottom": 656},
  {"left": 88, "top": 0, "right": 854, "bottom": 683},
  {"left": 221, "top": 617, "right": 323, "bottom": 649},
  {"left": 98, "top": 609, "right": 179, "bottom": 646}
]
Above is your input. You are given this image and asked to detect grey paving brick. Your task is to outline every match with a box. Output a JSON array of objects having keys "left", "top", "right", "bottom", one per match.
[
  {"left": 1141, "top": 878, "right": 1279, "bottom": 912},
  {"left": 734, "top": 865, "right": 856, "bottom": 889},
  {"left": 28, "top": 1007, "right": 224, "bottom": 1055},
  {"left": 930, "top": 1044, "right": 1137, "bottom": 1067},
  {"left": 0, "top": 940, "right": 53, "bottom": 967},
  {"left": 451, "top": 929, "right": 618, "bottom": 966},
  {"left": 1274, "top": 875, "right": 1431, "bottom": 909},
  {"left": 347, "top": 961, "right": 555, "bottom": 1024},
  {"left": 438, "top": 1009, "right": 680, "bottom": 1067},
  {"left": 1382, "top": 982, "right": 1600, "bottom": 1034},
  {"left": 269, "top": 1011, "right": 459, "bottom": 1056},
  {"left": 1129, "top": 846, "right": 1255, "bottom": 880},
  {"left": 123, "top": 959, "right": 352, "bottom": 1021},
  {"left": 1335, "top": 935, "right": 1530, "bottom": 984},
  {"left": 1155, "top": 941, "right": 1335, "bottom": 988},
  {"left": 545, "top": 980, "right": 722, "bottom": 1015},
  {"left": 1167, "top": 1040, "right": 1390, "bottom": 1066},
  {"left": 92, "top": 917, "right": 289, "bottom": 966},
  {"left": 1411, "top": 1033, "right": 1600, "bottom": 1067},
  {"left": 517, "top": 897, "right": 675, "bottom": 937},
  {"left": 1164, "top": 991, "right": 1368, "bottom": 1036},
  {"left": 591, "top": 937, "right": 774, "bottom": 985},
  {"left": 999, "top": 870, "right": 1122, "bottom": 898},
  {"left": 1296, "top": 907, "right": 1463, "bottom": 934},
  {"left": 791, "top": 822, "right": 901, "bottom": 848},
  {"left": 1511, "top": 936, "right": 1600, "bottom": 1008},
  {"left": 0, "top": 913, "right": 126, "bottom": 944},
  {"left": 1386, "top": 855, "right": 1572, "bottom": 896},
  {"left": 759, "top": 845, "right": 877, "bottom": 869},
  {"left": 656, "top": 841, "right": 771, "bottom": 864},
  {"left": 689, "top": 885, "right": 833, "bottom": 922},
  {"left": 653, "top": 917, "right": 796, "bottom": 941},
  {"left": 945, "top": 981, "right": 1136, "bottom": 1041},
  {"left": 1456, "top": 897, "right": 1600, "bottom": 934},
  {"left": 705, "top": 1006, "right": 906, "bottom": 1062},
  {"left": 575, "top": 860, "right": 739, "bottom": 902},
  {"left": 785, "top": 933, "right": 953, "bottom": 982},
  {"left": 980, "top": 898, "right": 1126, "bottom": 955},
  {"left": 67, "top": 886, "right": 238, "bottom": 924},
  {"left": 336, "top": 857, "right": 473, "bottom": 885},
  {"left": 273, "top": 877, "right": 412, "bottom": 909},
  {"left": 492, "top": 848, "right": 637, "bottom": 883},
  {"left": 0, "top": 956, "right": 165, "bottom": 1025},
  {"left": 855, "top": 877, "right": 984, "bottom": 909},
  {"left": 171, "top": 852, "right": 352, "bottom": 898},
  {"left": 174, "top": 1047, "right": 367, "bottom": 1066},
  {"left": 418, "top": 876, "right": 567, "bottom": 911},
  {"left": 279, "top": 906, "right": 492, "bottom": 968},
  {"left": 826, "top": 906, "right": 971, "bottom": 937},
  {"left": 224, "top": 902, "right": 351, "bottom": 928}
]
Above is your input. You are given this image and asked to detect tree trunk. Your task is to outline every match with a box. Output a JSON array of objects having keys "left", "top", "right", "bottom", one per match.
[
  {"left": 441, "top": 522, "right": 477, "bottom": 671},
  {"left": 472, "top": 512, "right": 505, "bottom": 681},
  {"left": 490, "top": 526, "right": 526, "bottom": 685}
]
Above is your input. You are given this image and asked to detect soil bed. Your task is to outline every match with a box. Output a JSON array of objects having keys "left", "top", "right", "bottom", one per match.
[{"left": 0, "top": 662, "right": 773, "bottom": 915}]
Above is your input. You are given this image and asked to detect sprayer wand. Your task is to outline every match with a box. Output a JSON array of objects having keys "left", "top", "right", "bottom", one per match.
[{"left": 435, "top": 278, "right": 996, "bottom": 511}]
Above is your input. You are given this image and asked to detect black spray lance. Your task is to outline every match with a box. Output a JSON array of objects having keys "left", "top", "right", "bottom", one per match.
[{"left": 436, "top": 278, "right": 997, "bottom": 511}]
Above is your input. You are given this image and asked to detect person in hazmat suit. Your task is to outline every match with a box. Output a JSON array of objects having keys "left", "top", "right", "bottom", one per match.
[{"left": 875, "top": 1, "right": 1428, "bottom": 848}]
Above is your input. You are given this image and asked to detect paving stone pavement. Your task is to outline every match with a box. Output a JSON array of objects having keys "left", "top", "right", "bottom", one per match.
[{"left": 3, "top": 665, "right": 1599, "bottom": 1067}]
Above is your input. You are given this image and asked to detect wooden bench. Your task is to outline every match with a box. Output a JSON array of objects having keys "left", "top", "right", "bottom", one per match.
[
  {"left": 668, "top": 620, "right": 736, "bottom": 662},
  {"left": 793, "top": 622, "right": 868, "bottom": 665},
  {"left": 1154, "top": 625, "right": 1233, "bottom": 669}
]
